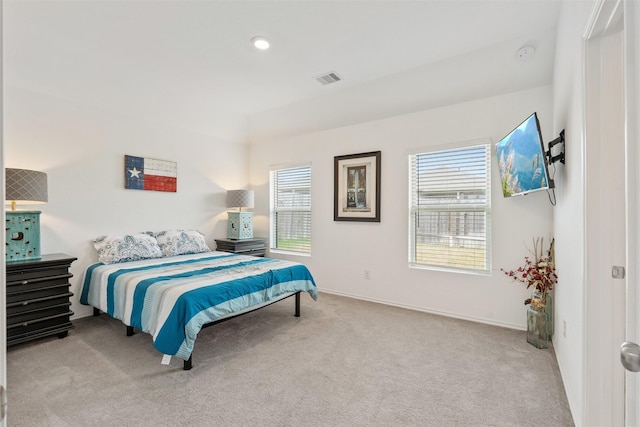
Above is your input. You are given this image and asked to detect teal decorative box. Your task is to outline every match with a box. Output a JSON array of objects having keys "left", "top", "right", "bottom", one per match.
[
  {"left": 227, "top": 212, "right": 253, "bottom": 240},
  {"left": 6, "top": 211, "right": 41, "bottom": 261}
]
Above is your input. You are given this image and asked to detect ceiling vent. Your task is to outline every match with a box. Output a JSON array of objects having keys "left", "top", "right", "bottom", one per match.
[{"left": 314, "top": 72, "right": 342, "bottom": 85}]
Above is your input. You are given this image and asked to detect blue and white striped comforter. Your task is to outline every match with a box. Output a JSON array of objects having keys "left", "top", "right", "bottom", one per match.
[{"left": 80, "top": 251, "right": 318, "bottom": 360}]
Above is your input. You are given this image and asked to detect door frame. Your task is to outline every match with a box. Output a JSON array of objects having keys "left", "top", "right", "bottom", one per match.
[{"left": 622, "top": 1, "right": 640, "bottom": 425}]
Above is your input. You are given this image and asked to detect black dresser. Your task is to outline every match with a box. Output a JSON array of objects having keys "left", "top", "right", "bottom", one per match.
[{"left": 6, "top": 253, "right": 76, "bottom": 346}]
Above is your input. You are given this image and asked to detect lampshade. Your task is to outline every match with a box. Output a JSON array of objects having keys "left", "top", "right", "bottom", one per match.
[
  {"left": 6, "top": 168, "right": 48, "bottom": 210},
  {"left": 226, "top": 189, "right": 254, "bottom": 209}
]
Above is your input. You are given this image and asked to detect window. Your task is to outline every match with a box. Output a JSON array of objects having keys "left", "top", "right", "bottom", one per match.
[
  {"left": 270, "top": 165, "right": 311, "bottom": 254},
  {"left": 409, "top": 142, "right": 491, "bottom": 273}
]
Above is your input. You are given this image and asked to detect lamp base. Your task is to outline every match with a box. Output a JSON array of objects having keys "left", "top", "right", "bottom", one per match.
[
  {"left": 227, "top": 212, "right": 253, "bottom": 240},
  {"left": 6, "top": 211, "right": 41, "bottom": 261}
]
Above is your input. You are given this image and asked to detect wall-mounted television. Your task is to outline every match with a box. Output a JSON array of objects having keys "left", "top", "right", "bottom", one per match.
[{"left": 496, "top": 112, "right": 551, "bottom": 197}]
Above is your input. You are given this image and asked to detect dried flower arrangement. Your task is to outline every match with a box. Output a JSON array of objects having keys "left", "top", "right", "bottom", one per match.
[{"left": 501, "top": 237, "right": 557, "bottom": 310}]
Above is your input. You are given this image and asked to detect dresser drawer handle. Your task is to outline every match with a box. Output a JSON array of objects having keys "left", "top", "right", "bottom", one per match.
[
  {"left": 21, "top": 280, "right": 28, "bottom": 285},
  {"left": 22, "top": 322, "right": 29, "bottom": 327},
  {"left": 22, "top": 301, "right": 28, "bottom": 306}
]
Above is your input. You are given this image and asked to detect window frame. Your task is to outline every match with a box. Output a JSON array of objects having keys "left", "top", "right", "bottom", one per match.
[
  {"left": 408, "top": 140, "right": 492, "bottom": 275},
  {"left": 269, "top": 164, "right": 312, "bottom": 256}
]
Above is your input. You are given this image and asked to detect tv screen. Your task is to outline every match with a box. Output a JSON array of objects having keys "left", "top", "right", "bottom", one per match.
[{"left": 496, "top": 112, "right": 551, "bottom": 197}]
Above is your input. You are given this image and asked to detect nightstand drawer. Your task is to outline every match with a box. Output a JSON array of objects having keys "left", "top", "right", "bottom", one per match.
[
  {"left": 8, "top": 267, "right": 74, "bottom": 283},
  {"left": 215, "top": 238, "right": 266, "bottom": 257},
  {"left": 7, "top": 317, "right": 74, "bottom": 345},
  {"left": 7, "top": 292, "right": 74, "bottom": 315},
  {"left": 8, "top": 301, "right": 72, "bottom": 326},
  {"left": 7, "top": 279, "right": 72, "bottom": 302},
  {"left": 7, "top": 272, "right": 73, "bottom": 290}
]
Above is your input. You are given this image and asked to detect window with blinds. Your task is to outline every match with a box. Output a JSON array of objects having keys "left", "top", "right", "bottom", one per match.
[
  {"left": 409, "top": 143, "right": 491, "bottom": 273},
  {"left": 270, "top": 165, "right": 311, "bottom": 254}
]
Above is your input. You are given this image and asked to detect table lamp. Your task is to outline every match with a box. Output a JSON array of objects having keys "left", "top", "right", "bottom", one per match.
[
  {"left": 5, "top": 168, "right": 48, "bottom": 261},
  {"left": 226, "top": 189, "right": 254, "bottom": 240}
]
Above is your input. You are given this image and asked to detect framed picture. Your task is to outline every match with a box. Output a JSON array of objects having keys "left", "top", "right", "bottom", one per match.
[
  {"left": 125, "top": 155, "right": 177, "bottom": 193},
  {"left": 334, "top": 151, "right": 381, "bottom": 222}
]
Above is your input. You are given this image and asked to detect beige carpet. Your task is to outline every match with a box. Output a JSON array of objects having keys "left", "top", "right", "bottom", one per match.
[{"left": 7, "top": 292, "right": 573, "bottom": 426}]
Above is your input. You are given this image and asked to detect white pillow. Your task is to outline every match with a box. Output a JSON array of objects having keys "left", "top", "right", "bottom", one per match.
[
  {"left": 93, "top": 233, "right": 163, "bottom": 264},
  {"left": 155, "top": 230, "right": 210, "bottom": 257}
]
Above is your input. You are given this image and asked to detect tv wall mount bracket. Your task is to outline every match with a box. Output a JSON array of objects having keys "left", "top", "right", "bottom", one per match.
[{"left": 546, "top": 130, "right": 565, "bottom": 165}]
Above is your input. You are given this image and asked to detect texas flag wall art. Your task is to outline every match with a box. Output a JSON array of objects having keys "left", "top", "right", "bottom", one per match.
[{"left": 125, "top": 155, "right": 177, "bottom": 192}]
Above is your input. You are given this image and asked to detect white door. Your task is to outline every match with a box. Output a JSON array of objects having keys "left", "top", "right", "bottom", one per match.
[{"left": 583, "top": 0, "right": 637, "bottom": 425}]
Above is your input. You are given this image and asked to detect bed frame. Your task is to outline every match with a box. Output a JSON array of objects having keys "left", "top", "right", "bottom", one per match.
[{"left": 93, "top": 291, "right": 301, "bottom": 370}]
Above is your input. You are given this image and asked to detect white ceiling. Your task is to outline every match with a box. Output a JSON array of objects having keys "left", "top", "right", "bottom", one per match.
[{"left": 4, "top": 0, "right": 565, "bottom": 142}]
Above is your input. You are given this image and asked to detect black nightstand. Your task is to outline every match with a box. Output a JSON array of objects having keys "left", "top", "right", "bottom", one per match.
[
  {"left": 6, "top": 253, "right": 77, "bottom": 346},
  {"left": 214, "top": 238, "right": 266, "bottom": 257}
]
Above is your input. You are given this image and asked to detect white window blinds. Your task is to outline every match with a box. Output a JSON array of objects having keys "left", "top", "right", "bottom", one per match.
[
  {"left": 409, "top": 143, "right": 491, "bottom": 273},
  {"left": 270, "top": 165, "right": 311, "bottom": 254}
]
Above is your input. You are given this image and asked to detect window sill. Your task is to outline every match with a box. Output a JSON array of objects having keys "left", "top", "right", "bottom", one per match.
[
  {"left": 269, "top": 249, "right": 311, "bottom": 258},
  {"left": 409, "top": 262, "right": 491, "bottom": 276}
]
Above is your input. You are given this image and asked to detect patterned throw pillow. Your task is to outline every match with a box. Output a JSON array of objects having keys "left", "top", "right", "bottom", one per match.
[
  {"left": 155, "top": 230, "right": 211, "bottom": 257},
  {"left": 93, "top": 233, "right": 163, "bottom": 264}
]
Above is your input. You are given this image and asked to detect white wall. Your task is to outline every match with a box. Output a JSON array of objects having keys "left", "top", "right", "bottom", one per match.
[
  {"left": 5, "top": 85, "right": 249, "bottom": 318},
  {"left": 551, "top": 2, "right": 589, "bottom": 423},
  {"left": 249, "top": 86, "right": 554, "bottom": 329}
]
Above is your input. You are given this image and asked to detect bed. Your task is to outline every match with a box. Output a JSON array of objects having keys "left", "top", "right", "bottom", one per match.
[{"left": 80, "top": 250, "right": 318, "bottom": 370}]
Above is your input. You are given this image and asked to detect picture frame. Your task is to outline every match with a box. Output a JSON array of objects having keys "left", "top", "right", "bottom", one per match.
[
  {"left": 334, "top": 151, "right": 381, "bottom": 222},
  {"left": 125, "top": 154, "right": 177, "bottom": 193}
]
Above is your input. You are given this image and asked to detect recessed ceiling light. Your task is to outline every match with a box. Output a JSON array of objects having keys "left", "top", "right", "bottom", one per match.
[{"left": 251, "top": 36, "right": 270, "bottom": 50}]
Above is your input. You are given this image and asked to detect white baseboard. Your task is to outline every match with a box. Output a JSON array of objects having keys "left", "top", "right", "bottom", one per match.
[{"left": 317, "top": 287, "right": 526, "bottom": 331}]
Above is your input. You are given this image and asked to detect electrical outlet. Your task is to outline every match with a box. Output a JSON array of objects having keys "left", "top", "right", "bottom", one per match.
[
  {"left": 563, "top": 320, "right": 567, "bottom": 338},
  {"left": 364, "top": 270, "right": 371, "bottom": 280}
]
